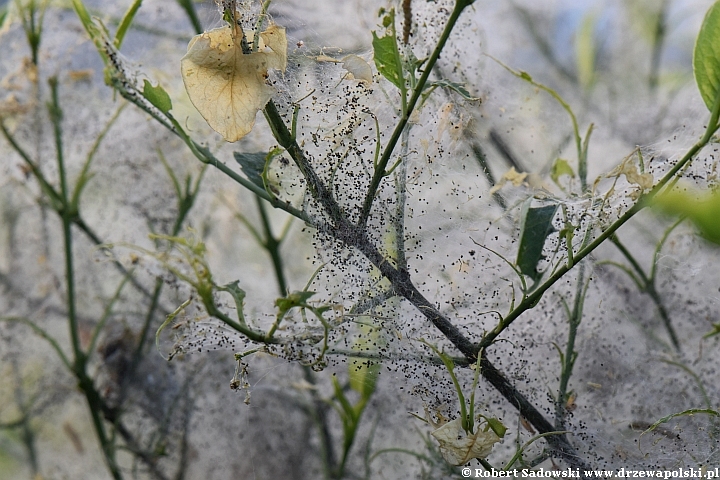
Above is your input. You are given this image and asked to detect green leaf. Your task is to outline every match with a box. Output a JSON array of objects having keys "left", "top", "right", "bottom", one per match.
[
  {"left": 0, "top": 7, "right": 8, "bottom": 29},
  {"left": 623, "top": 0, "right": 665, "bottom": 44},
  {"left": 575, "top": 13, "right": 596, "bottom": 90},
  {"left": 156, "top": 298, "right": 192, "bottom": 360},
  {"left": 550, "top": 158, "right": 575, "bottom": 185},
  {"left": 275, "top": 290, "right": 316, "bottom": 314},
  {"left": 420, "top": 340, "right": 471, "bottom": 433},
  {"left": 142, "top": 80, "right": 172, "bottom": 114},
  {"left": 234, "top": 149, "right": 284, "bottom": 195},
  {"left": 427, "top": 80, "right": 478, "bottom": 100},
  {"left": 694, "top": 0, "right": 720, "bottom": 111},
  {"left": 71, "top": 0, "right": 93, "bottom": 32},
  {"left": 331, "top": 375, "right": 356, "bottom": 420},
  {"left": 516, "top": 199, "right": 558, "bottom": 281},
  {"left": 217, "top": 281, "right": 247, "bottom": 326},
  {"left": 114, "top": 0, "right": 143, "bottom": 48},
  {"left": 234, "top": 152, "right": 267, "bottom": 190},
  {"left": 641, "top": 408, "right": 719, "bottom": 437},
  {"left": 372, "top": 21, "right": 404, "bottom": 90},
  {"left": 704, "top": 323, "right": 720, "bottom": 338},
  {"left": 484, "top": 417, "right": 507, "bottom": 438},
  {"left": 349, "top": 358, "right": 380, "bottom": 398},
  {"left": 175, "top": 0, "right": 203, "bottom": 34},
  {"left": 654, "top": 187, "right": 720, "bottom": 245},
  {"left": 348, "top": 320, "right": 381, "bottom": 399}
]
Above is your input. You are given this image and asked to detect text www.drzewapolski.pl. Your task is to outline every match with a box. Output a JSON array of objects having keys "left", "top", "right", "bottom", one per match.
[{"left": 460, "top": 467, "right": 720, "bottom": 478}]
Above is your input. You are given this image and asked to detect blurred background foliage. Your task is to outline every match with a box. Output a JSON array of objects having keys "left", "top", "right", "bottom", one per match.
[{"left": 1, "top": 0, "right": 720, "bottom": 479}]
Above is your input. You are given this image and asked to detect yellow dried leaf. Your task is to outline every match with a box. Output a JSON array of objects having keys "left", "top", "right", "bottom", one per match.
[
  {"left": 506, "top": 167, "right": 528, "bottom": 186},
  {"left": 437, "top": 103, "right": 454, "bottom": 140},
  {"left": 489, "top": 167, "right": 528, "bottom": 194},
  {"left": 68, "top": 69, "right": 94, "bottom": 82},
  {"left": 180, "top": 24, "right": 287, "bottom": 142},
  {"left": 607, "top": 154, "right": 654, "bottom": 190},
  {"left": 621, "top": 164, "right": 654, "bottom": 190},
  {"left": 430, "top": 417, "right": 501, "bottom": 466}
]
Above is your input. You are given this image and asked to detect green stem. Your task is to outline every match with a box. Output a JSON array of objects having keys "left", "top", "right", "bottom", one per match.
[
  {"left": 302, "top": 367, "right": 336, "bottom": 479},
  {"left": 203, "top": 298, "right": 270, "bottom": 344},
  {"left": 0, "top": 316, "right": 72, "bottom": 370},
  {"left": 78, "top": 375, "right": 123, "bottom": 480},
  {"left": 648, "top": 0, "right": 668, "bottom": 91},
  {"left": 17, "top": 0, "right": 46, "bottom": 66},
  {"left": 659, "top": 359, "right": 712, "bottom": 410},
  {"left": 182, "top": 130, "right": 307, "bottom": 221},
  {"left": 393, "top": 128, "right": 410, "bottom": 270},
  {"left": 175, "top": 0, "right": 202, "bottom": 34},
  {"left": 49, "top": 77, "right": 123, "bottom": 479},
  {"left": 256, "top": 197, "right": 288, "bottom": 294},
  {"left": 368, "top": 447, "right": 436, "bottom": 466},
  {"left": 496, "top": 61, "right": 584, "bottom": 191},
  {"left": 263, "top": 100, "right": 344, "bottom": 224},
  {"left": 358, "top": 0, "right": 474, "bottom": 226},
  {"left": 469, "top": 140, "right": 507, "bottom": 209},
  {"left": 131, "top": 277, "right": 164, "bottom": 364},
  {"left": 391, "top": 10, "right": 408, "bottom": 115},
  {"left": 73, "top": 217, "right": 159, "bottom": 302},
  {"left": 610, "top": 235, "right": 649, "bottom": 284},
  {"left": 0, "top": 120, "right": 64, "bottom": 211},
  {"left": 611, "top": 235, "right": 680, "bottom": 350},
  {"left": 555, "top": 264, "right": 587, "bottom": 429},
  {"left": 479, "top": 89, "right": 720, "bottom": 351},
  {"left": 87, "top": 273, "right": 132, "bottom": 358},
  {"left": 650, "top": 217, "right": 684, "bottom": 282},
  {"left": 71, "top": 103, "right": 126, "bottom": 208},
  {"left": 95, "top": 76, "right": 308, "bottom": 222},
  {"left": 11, "top": 363, "right": 39, "bottom": 475},
  {"left": 48, "top": 78, "right": 83, "bottom": 363},
  {"left": 504, "top": 431, "right": 572, "bottom": 470}
]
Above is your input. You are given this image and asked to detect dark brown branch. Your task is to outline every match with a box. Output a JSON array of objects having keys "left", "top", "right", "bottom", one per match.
[{"left": 262, "top": 94, "right": 591, "bottom": 471}]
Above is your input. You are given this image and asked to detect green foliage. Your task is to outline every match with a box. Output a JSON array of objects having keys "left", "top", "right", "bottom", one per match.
[
  {"left": 574, "top": 13, "right": 596, "bottom": 90},
  {"left": 274, "top": 290, "right": 318, "bottom": 315},
  {"left": 0, "top": 6, "right": 8, "bottom": 29},
  {"left": 217, "top": 281, "right": 248, "bottom": 326},
  {"left": 9, "top": 0, "right": 720, "bottom": 476},
  {"left": 704, "top": 323, "right": 720, "bottom": 338},
  {"left": 420, "top": 340, "right": 506, "bottom": 441},
  {"left": 156, "top": 298, "right": 193, "bottom": 359},
  {"left": 234, "top": 151, "right": 268, "bottom": 190},
  {"left": 114, "top": 0, "right": 143, "bottom": 48},
  {"left": 372, "top": 9, "right": 404, "bottom": 92},
  {"left": 421, "top": 340, "right": 472, "bottom": 433},
  {"left": 516, "top": 200, "right": 558, "bottom": 282},
  {"left": 141, "top": 79, "right": 173, "bottom": 114},
  {"left": 694, "top": 0, "right": 720, "bottom": 112},
  {"left": 15, "top": 0, "right": 48, "bottom": 65},
  {"left": 495, "top": 61, "right": 592, "bottom": 191},
  {"left": 234, "top": 149, "right": 284, "bottom": 197},
  {"left": 423, "top": 79, "right": 478, "bottom": 102},
  {"left": 175, "top": 0, "right": 203, "bottom": 34},
  {"left": 640, "top": 409, "right": 719, "bottom": 438},
  {"left": 71, "top": 0, "right": 92, "bottom": 30},
  {"left": 654, "top": 187, "right": 720, "bottom": 245},
  {"left": 330, "top": 370, "right": 376, "bottom": 478},
  {"left": 550, "top": 158, "right": 575, "bottom": 186},
  {"left": 348, "top": 323, "right": 380, "bottom": 399}
]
